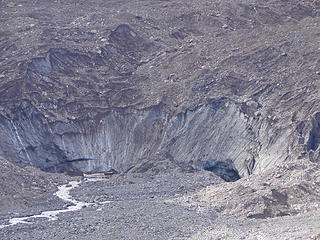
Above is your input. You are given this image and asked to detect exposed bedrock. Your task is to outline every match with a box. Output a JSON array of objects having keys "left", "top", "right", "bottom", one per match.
[{"left": 0, "top": 99, "right": 299, "bottom": 179}]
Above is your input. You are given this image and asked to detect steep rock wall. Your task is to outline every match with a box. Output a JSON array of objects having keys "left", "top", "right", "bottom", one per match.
[{"left": 0, "top": 99, "right": 296, "bottom": 178}]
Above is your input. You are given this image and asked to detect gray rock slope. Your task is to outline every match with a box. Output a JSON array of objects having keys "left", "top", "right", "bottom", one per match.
[
  {"left": 2, "top": 1, "right": 320, "bottom": 239},
  {"left": 1, "top": 0, "right": 320, "bottom": 178},
  {"left": 0, "top": 98, "right": 293, "bottom": 178}
]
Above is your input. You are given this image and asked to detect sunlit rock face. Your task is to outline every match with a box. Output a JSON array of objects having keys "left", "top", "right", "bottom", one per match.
[{"left": 0, "top": 99, "right": 295, "bottom": 178}]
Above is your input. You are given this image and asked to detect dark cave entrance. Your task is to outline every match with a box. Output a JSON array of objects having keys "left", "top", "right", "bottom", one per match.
[{"left": 203, "top": 159, "right": 241, "bottom": 182}]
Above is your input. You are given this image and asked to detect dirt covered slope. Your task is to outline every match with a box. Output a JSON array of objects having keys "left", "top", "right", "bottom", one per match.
[
  {"left": 0, "top": 156, "right": 71, "bottom": 216},
  {"left": 1, "top": 0, "right": 320, "bottom": 119},
  {"left": 1, "top": 0, "right": 320, "bottom": 176}
]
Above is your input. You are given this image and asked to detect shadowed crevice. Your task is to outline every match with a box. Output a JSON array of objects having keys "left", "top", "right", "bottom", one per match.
[{"left": 204, "top": 159, "right": 240, "bottom": 182}]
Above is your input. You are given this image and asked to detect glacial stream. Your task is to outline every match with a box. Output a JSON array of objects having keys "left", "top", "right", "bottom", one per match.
[{"left": 0, "top": 181, "right": 90, "bottom": 229}]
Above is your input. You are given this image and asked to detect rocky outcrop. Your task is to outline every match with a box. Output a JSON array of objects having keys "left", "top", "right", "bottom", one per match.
[{"left": 177, "top": 160, "right": 320, "bottom": 219}]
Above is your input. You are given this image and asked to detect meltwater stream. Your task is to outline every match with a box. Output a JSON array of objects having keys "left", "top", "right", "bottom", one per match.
[{"left": 0, "top": 181, "right": 91, "bottom": 229}]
